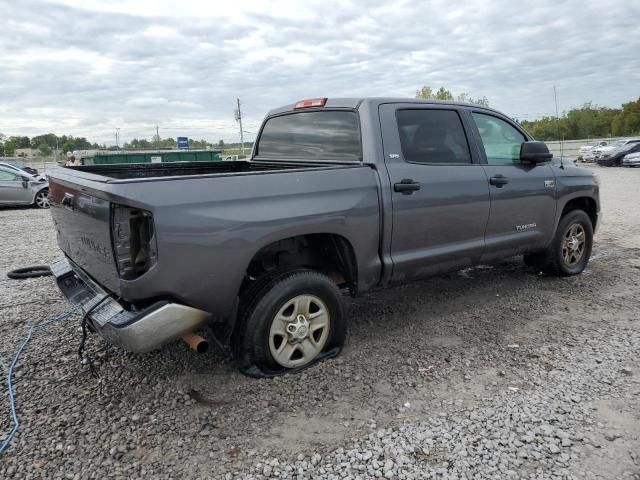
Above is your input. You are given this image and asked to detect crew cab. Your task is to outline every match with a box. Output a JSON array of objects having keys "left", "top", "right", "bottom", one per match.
[{"left": 47, "top": 98, "right": 600, "bottom": 376}]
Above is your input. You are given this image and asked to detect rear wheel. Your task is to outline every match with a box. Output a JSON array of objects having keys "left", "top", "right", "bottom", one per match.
[
  {"left": 34, "top": 190, "right": 50, "bottom": 209},
  {"left": 233, "top": 269, "right": 347, "bottom": 376},
  {"left": 524, "top": 210, "right": 593, "bottom": 276}
]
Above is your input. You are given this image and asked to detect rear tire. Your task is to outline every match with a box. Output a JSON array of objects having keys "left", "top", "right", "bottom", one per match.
[
  {"left": 232, "top": 269, "right": 347, "bottom": 377},
  {"left": 524, "top": 210, "right": 593, "bottom": 276}
]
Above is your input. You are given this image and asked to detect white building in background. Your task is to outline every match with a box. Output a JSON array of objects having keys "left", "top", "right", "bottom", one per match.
[{"left": 15, "top": 148, "right": 36, "bottom": 157}]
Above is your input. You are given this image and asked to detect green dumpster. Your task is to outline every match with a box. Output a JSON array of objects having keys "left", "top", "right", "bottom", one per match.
[{"left": 83, "top": 150, "right": 222, "bottom": 166}]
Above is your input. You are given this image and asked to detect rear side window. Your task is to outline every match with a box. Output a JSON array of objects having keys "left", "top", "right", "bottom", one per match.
[
  {"left": 396, "top": 109, "right": 472, "bottom": 164},
  {"left": 257, "top": 111, "right": 361, "bottom": 161}
]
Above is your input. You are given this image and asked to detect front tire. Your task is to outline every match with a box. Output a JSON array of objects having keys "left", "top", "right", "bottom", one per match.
[
  {"left": 525, "top": 210, "right": 593, "bottom": 276},
  {"left": 233, "top": 269, "right": 347, "bottom": 376},
  {"left": 34, "top": 190, "right": 50, "bottom": 209}
]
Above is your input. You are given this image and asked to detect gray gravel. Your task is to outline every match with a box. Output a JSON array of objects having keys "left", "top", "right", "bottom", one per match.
[{"left": 1, "top": 165, "right": 639, "bottom": 479}]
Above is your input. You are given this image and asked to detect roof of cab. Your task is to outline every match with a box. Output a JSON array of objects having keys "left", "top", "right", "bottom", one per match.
[{"left": 267, "top": 97, "right": 503, "bottom": 117}]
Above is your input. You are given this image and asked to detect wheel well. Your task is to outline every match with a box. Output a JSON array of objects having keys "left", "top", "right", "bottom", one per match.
[
  {"left": 242, "top": 234, "right": 358, "bottom": 296},
  {"left": 561, "top": 197, "right": 597, "bottom": 229}
]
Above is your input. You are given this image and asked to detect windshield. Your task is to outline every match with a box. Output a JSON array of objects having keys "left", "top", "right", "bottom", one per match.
[{"left": 619, "top": 142, "right": 637, "bottom": 151}]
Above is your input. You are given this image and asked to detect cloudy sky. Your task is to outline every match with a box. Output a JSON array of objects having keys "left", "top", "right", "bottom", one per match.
[{"left": 1, "top": 0, "right": 639, "bottom": 145}]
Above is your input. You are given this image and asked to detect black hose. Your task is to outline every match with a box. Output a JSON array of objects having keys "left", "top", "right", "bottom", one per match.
[{"left": 6, "top": 265, "right": 52, "bottom": 279}]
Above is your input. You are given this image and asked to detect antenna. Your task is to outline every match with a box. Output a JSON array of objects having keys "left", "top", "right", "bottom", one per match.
[{"left": 553, "top": 85, "right": 564, "bottom": 169}]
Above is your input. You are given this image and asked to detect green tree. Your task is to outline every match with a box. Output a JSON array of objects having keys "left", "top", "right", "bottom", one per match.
[
  {"left": 3, "top": 138, "right": 16, "bottom": 156},
  {"left": 62, "top": 139, "right": 76, "bottom": 153},
  {"left": 37, "top": 143, "right": 52, "bottom": 156},
  {"left": 14, "top": 136, "right": 30, "bottom": 148},
  {"left": 218, "top": 139, "right": 225, "bottom": 148},
  {"left": 416, "top": 85, "right": 489, "bottom": 106},
  {"left": 31, "top": 133, "right": 58, "bottom": 149}
]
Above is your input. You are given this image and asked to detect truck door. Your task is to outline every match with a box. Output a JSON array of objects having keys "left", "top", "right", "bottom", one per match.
[
  {"left": 379, "top": 103, "right": 491, "bottom": 282},
  {"left": 467, "top": 111, "right": 557, "bottom": 261}
]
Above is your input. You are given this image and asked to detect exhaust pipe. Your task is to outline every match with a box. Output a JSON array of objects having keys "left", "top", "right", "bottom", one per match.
[{"left": 181, "top": 333, "right": 209, "bottom": 353}]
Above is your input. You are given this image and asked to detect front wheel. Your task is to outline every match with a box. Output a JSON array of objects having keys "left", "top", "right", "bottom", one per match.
[
  {"left": 34, "top": 190, "right": 50, "bottom": 209},
  {"left": 233, "top": 269, "right": 347, "bottom": 376},
  {"left": 524, "top": 210, "right": 593, "bottom": 276}
]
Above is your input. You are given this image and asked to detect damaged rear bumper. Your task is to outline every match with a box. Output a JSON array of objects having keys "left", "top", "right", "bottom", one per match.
[{"left": 50, "top": 256, "right": 210, "bottom": 353}]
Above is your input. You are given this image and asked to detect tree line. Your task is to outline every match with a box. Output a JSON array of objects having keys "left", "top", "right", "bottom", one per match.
[
  {"left": 0, "top": 133, "right": 100, "bottom": 157},
  {"left": 0, "top": 132, "right": 254, "bottom": 157},
  {"left": 415, "top": 85, "right": 640, "bottom": 141},
  {"left": 123, "top": 137, "right": 253, "bottom": 150},
  {"left": 518, "top": 98, "right": 640, "bottom": 141}
]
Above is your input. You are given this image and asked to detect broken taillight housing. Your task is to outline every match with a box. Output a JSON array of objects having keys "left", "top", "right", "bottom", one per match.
[{"left": 112, "top": 204, "right": 158, "bottom": 280}]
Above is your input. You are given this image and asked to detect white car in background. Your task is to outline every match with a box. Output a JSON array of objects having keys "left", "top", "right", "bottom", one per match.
[
  {"left": 622, "top": 151, "right": 640, "bottom": 167},
  {"left": 578, "top": 141, "right": 607, "bottom": 161}
]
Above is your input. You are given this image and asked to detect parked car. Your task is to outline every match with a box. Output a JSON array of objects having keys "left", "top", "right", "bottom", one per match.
[
  {"left": 578, "top": 141, "right": 607, "bottom": 162},
  {"left": 0, "top": 161, "right": 43, "bottom": 179},
  {"left": 596, "top": 141, "right": 640, "bottom": 166},
  {"left": 622, "top": 151, "right": 640, "bottom": 167},
  {"left": 47, "top": 97, "right": 600, "bottom": 376},
  {"left": 0, "top": 165, "right": 50, "bottom": 208},
  {"left": 0, "top": 160, "right": 39, "bottom": 176}
]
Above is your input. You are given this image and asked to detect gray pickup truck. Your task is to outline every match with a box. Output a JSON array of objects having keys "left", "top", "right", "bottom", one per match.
[{"left": 48, "top": 97, "right": 600, "bottom": 376}]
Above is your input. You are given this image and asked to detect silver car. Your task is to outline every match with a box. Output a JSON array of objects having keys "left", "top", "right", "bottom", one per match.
[{"left": 0, "top": 165, "right": 50, "bottom": 208}]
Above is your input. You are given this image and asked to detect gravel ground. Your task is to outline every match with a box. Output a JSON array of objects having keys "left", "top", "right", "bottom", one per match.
[{"left": 1, "top": 165, "right": 639, "bottom": 479}]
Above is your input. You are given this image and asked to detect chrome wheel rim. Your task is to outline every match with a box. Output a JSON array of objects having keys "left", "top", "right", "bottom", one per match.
[
  {"left": 35, "top": 191, "right": 50, "bottom": 208},
  {"left": 269, "top": 294, "right": 330, "bottom": 368},
  {"left": 562, "top": 223, "right": 585, "bottom": 267}
]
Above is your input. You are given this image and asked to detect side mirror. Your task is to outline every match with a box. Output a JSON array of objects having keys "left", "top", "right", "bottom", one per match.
[
  {"left": 21, "top": 176, "right": 30, "bottom": 188},
  {"left": 520, "top": 141, "right": 553, "bottom": 164}
]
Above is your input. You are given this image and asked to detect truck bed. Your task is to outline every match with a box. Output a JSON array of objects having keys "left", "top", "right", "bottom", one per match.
[
  {"left": 71, "top": 160, "right": 339, "bottom": 181},
  {"left": 47, "top": 160, "right": 381, "bottom": 304}
]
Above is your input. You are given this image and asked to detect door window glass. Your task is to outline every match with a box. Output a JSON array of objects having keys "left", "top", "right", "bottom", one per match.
[
  {"left": 472, "top": 113, "right": 526, "bottom": 165},
  {"left": 0, "top": 170, "right": 19, "bottom": 181},
  {"left": 396, "top": 109, "right": 472, "bottom": 164}
]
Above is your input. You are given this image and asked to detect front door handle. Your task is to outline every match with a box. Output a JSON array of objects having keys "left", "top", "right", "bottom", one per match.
[
  {"left": 489, "top": 175, "right": 509, "bottom": 187},
  {"left": 394, "top": 178, "right": 421, "bottom": 194}
]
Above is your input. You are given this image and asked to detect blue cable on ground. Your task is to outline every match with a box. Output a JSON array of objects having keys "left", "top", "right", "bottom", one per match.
[{"left": 0, "top": 307, "right": 77, "bottom": 456}]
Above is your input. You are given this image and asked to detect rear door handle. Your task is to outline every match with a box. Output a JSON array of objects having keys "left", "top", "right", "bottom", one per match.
[
  {"left": 489, "top": 175, "right": 509, "bottom": 187},
  {"left": 394, "top": 179, "right": 421, "bottom": 194}
]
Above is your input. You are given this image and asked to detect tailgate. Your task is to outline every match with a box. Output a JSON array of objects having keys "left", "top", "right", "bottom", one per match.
[{"left": 49, "top": 179, "right": 120, "bottom": 294}]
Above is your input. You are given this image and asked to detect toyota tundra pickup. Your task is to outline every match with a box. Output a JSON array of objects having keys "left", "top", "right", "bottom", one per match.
[{"left": 47, "top": 97, "right": 600, "bottom": 376}]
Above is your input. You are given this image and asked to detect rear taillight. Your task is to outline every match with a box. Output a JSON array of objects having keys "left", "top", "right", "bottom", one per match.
[
  {"left": 294, "top": 98, "right": 327, "bottom": 109},
  {"left": 112, "top": 205, "right": 158, "bottom": 280}
]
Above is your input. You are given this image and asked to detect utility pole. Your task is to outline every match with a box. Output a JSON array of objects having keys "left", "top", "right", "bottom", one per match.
[
  {"left": 235, "top": 98, "right": 245, "bottom": 156},
  {"left": 115, "top": 128, "right": 120, "bottom": 149},
  {"left": 156, "top": 125, "right": 159, "bottom": 147}
]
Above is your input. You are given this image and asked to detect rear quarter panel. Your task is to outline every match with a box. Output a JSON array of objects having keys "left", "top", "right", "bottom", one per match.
[{"left": 117, "top": 165, "right": 382, "bottom": 320}]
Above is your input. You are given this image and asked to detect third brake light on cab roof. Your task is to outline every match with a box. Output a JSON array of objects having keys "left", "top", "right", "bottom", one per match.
[{"left": 293, "top": 98, "right": 327, "bottom": 109}]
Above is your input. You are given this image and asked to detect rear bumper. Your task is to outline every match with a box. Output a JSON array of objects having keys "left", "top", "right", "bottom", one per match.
[{"left": 50, "top": 256, "right": 210, "bottom": 353}]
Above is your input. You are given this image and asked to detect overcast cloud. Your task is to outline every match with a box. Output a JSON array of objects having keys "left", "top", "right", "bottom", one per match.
[{"left": 1, "top": 0, "right": 639, "bottom": 145}]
